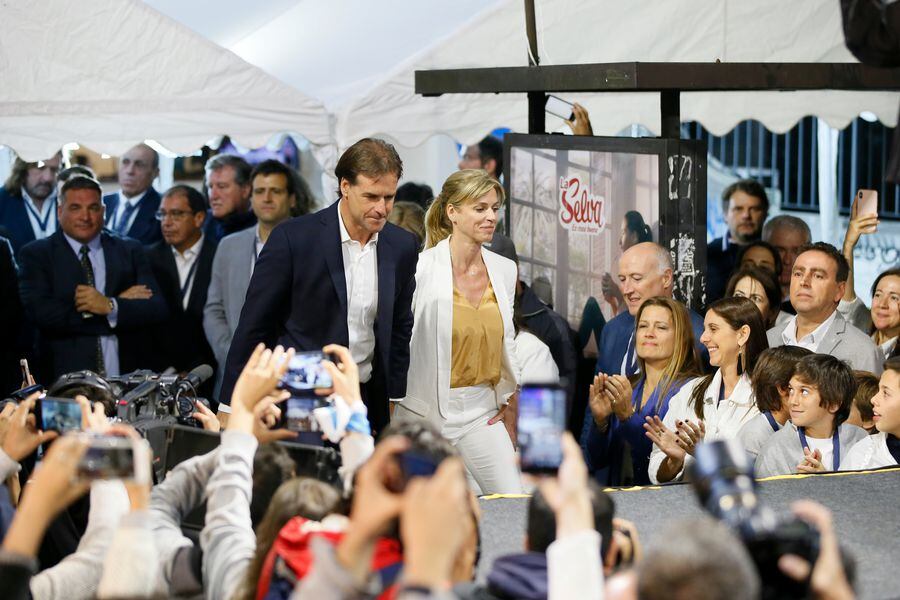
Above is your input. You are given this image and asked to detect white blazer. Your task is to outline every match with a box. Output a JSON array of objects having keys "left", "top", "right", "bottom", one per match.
[
  {"left": 397, "top": 237, "right": 521, "bottom": 426},
  {"left": 648, "top": 370, "right": 759, "bottom": 484}
]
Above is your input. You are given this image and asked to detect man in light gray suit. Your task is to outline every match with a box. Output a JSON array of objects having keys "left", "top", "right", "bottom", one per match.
[
  {"left": 767, "top": 242, "right": 882, "bottom": 374},
  {"left": 203, "top": 160, "right": 300, "bottom": 401}
]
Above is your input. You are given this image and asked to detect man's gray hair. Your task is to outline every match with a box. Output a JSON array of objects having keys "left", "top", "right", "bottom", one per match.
[
  {"left": 637, "top": 517, "right": 760, "bottom": 600},
  {"left": 762, "top": 215, "right": 811, "bottom": 244},
  {"left": 204, "top": 154, "right": 252, "bottom": 187},
  {"left": 653, "top": 243, "right": 673, "bottom": 273}
]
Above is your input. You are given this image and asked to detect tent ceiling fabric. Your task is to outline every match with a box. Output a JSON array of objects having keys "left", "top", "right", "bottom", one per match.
[
  {"left": 0, "top": 0, "right": 331, "bottom": 161},
  {"left": 3, "top": 0, "right": 898, "bottom": 160},
  {"left": 334, "top": 0, "right": 899, "bottom": 147}
]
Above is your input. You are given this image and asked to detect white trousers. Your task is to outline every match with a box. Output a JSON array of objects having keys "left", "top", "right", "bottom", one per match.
[{"left": 441, "top": 384, "right": 522, "bottom": 495}]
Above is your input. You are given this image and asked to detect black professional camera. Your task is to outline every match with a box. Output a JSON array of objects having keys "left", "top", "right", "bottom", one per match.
[
  {"left": 49, "top": 365, "right": 213, "bottom": 429},
  {"left": 688, "top": 440, "right": 819, "bottom": 600}
]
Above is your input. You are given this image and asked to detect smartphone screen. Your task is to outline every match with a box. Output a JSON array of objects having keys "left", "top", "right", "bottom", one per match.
[
  {"left": 855, "top": 189, "right": 878, "bottom": 217},
  {"left": 76, "top": 435, "right": 150, "bottom": 483},
  {"left": 39, "top": 397, "right": 83, "bottom": 432},
  {"left": 518, "top": 384, "right": 567, "bottom": 473},
  {"left": 545, "top": 94, "right": 574, "bottom": 121},
  {"left": 279, "top": 351, "right": 333, "bottom": 398},
  {"left": 283, "top": 397, "right": 323, "bottom": 432}
]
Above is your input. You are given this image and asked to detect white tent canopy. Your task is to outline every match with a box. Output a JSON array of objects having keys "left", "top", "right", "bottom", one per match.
[
  {"left": 0, "top": 0, "right": 331, "bottom": 161},
  {"left": 2, "top": 0, "right": 898, "bottom": 164}
]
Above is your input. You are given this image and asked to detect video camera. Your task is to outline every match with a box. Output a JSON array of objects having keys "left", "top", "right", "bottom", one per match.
[
  {"left": 48, "top": 364, "right": 213, "bottom": 429},
  {"left": 688, "top": 440, "right": 820, "bottom": 600}
]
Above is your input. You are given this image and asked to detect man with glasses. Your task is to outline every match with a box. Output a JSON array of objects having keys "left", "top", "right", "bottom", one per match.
[
  {"left": 103, "top": 143, "right": 163, "bottom": 245},
  {"left": 147, "top": 185, "right": 217, "bottom": 387},
  {"left": 17, "top": 175, "right": 166, "bottom": 382}
]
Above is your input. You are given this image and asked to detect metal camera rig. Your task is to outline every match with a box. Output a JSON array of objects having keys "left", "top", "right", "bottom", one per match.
[{"left": 49, "top": 364, "right": 213, "bottom": 430}]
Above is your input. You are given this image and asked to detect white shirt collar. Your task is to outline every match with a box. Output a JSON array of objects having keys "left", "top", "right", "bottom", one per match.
[
  {"left": 878, "top": 335, "right": 898, "bottom": 358},
  {"left": 119, "top": 189, "right": 148, "bottom": 206},
  {"left": 703, "top": 370, "right": 755, "bottom": 408},
  {"left": 63, "top": 231, "right": 101, "bottom": 254},
  {"left": 782, "top": 309, "right": 838, "bottom": 349},
  {"left": 337, "top": 200, "right": 378, "bottom": 246},
  {"left": 22, "top": 188, "right": 56, "bottom": 213},
  {"left": 171, "top": 233, "right": 203, "bottom": 259}
]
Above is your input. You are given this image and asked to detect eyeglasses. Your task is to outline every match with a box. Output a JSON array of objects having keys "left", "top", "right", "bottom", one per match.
[{"left": 155, "top": 210, "right": 193, "bottom": 221}]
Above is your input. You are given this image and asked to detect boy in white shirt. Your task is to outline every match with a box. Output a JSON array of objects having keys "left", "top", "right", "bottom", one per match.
[
  {"left": 842, "top": 357, "right": 900, "bottom": 470},
  {"left": 755, "top": 354, "right": 867, "bottom": 477}
]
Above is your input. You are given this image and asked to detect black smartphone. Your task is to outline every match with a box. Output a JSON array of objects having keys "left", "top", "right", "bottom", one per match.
[
  {"left": 279, "top": 351, "right": 334, "bottom": 398},
  {"left": 38, "top": 397, "right": 83, "bottom": 433},
  {"left": 545, "top": 94, "right": 575, "bottom": 121},
  {"left": 76, "top": 434, "right": 150, "bottom": 483},
  {"left": 8, "top": 383, "right": 44, "bottom": 402},
  {"left": 518, "top": 383, "right": 567, "bottom": 474}
]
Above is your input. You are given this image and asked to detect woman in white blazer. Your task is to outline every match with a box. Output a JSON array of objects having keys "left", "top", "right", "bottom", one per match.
[
  {"left": 645, "top": 297, "right": 769, "bottom": 483},
  {"left": 394, "top": 169, "right": 522, "bottom": 494}
]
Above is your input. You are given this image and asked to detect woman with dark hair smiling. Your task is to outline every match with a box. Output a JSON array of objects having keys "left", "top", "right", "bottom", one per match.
[{"left": 645, "top": 297, "right": 768, "bottom": 483}]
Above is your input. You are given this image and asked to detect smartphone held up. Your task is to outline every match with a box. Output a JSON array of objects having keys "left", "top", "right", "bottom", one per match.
[{"left": 517, "top": 383, "right": 567, "bottom": 474}]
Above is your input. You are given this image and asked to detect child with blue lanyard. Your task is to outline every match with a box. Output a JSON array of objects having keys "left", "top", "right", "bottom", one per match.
[
  {"left": 755, "top": 354, "right": 868, "bottom": 477},
  {"left": 739, "top": 346, "right": 812, "bottom": 460}
]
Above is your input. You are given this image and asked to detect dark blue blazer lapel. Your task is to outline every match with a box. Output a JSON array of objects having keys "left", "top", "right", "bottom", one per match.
[
  {"left": 321, "top": 203, "right": 348, "bottom": 316},
  {"left": 50, "top": 230, "right": 85, "bottom": 289},
  {"left": 100, "top": 232, "right": 123, "bottom": 295},
  {"left": 103, "top": 193, "right": 119, "bottom": 227},
  {"left": 376, "top": 233, "right": 395, "bottom": 341},
  {"left": 1, "top": 191, "right": 37, "bottom": 252},
  {"left": 128, "top": 188, "right": 162, "bottom": 242}
]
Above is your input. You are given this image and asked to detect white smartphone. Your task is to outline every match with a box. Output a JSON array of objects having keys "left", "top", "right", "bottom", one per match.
[{"left": 545, "top": 95, "right": 575, "bottom": 121}]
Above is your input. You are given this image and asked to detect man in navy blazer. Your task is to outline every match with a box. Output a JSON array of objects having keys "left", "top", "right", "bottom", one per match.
[
  {"left": 18, "top": 175, "right": 167, "bottom": 383},
  {"left": 581, "top": 243, "right": 708, "bottom": 462},
  {"left": 102, "top": 144, "right": 163, "bottom": 245},
  {"left": 219, "top": 139, "right": 418, "bottom": 434},
  {"left": 0, "top": 153, "right": 63, "bottom": 255}
]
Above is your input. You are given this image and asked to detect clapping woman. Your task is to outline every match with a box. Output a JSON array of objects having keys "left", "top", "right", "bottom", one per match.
[
  {"left": 583, "top": 297, "right": 701, "bottom": 485},
  {"left": 645, "top": 296, "right": 768, "bottom": 483}
]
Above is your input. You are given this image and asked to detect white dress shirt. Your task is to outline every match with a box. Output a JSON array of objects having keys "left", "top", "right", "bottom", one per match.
[
  {"left": 648, "top": 370, "right": 759, "bottom": 483},
  {"left": 781, "top": 310, "right": 838, "bottom": 352},
  {"left": 337, "top": 201, "right": 378, "bottom": 384},
  {"left": 111, "top": 190, "right": 148, "bottom": 234},
  {"left": 251, "top": 226, "right": 265, "bottom": 276},
  {"left": 879, "top": 336, "right": 898, "bottom": 360},
  {"left": 22, "top": 189, "right": 57, "bottom": 240},
  {"left": 171, "top": 234, "right": 203, "bottom": 310}
]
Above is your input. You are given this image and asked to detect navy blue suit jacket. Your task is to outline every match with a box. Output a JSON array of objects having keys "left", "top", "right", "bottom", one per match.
[
  {"left": 0, "top": 186, "right": 44, "bottom": 255},
  {"left": 103, "top": 188, "right": 163, "bottom": 245},
  {"left": 706, "top": 235, "right": 741, "bottom": 305},
  {"left": 219, "top": 202, "right": 418, "bottom": 409},
  {"left": 17, "top": 230, "right": 168, "bottom": 382}
]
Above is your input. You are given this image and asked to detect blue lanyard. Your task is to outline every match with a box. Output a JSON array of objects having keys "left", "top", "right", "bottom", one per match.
[
  {"left": 23, "top": 198, "right": 54, "bottom": 234},
  {"left": 716, "top": 382, "right": 726, "bottom": 408},
  {"left": 763, "top": 411, "right": 780, "bottom": 432},
  {"left": 797, "top": 427, "right": 840, "bottom": 471}
]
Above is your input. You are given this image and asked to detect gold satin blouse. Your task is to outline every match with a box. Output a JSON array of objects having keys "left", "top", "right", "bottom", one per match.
[{"left": 450, "top": 283, "right": 503, "bottom": 388}]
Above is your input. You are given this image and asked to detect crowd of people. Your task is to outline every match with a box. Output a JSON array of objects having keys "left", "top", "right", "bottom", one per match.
[{"left": 0, "top": 131, "right": 897, "bottom": 599}]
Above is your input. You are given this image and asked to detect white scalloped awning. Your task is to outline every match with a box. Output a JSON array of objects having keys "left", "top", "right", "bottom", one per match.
[
  {"left": 328, "top": 0, "right": 899, "bottom": 147},
  {"left": 0, "top": 0, "right": 332, "bottom": 161}
]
